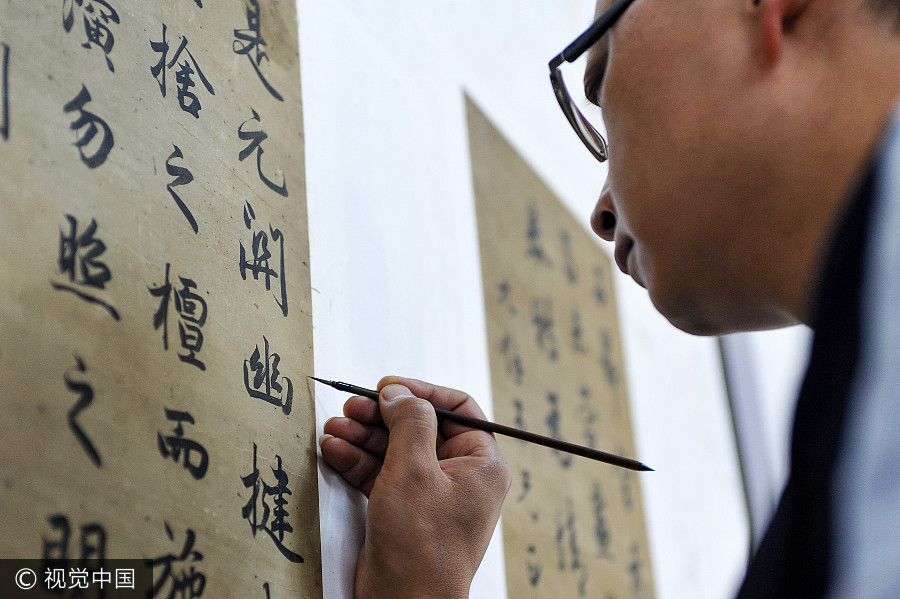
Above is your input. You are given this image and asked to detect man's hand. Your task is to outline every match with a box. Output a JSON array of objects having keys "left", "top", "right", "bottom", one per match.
[{"left": 319, "top": 376, "right": 512, "bottom": 599}]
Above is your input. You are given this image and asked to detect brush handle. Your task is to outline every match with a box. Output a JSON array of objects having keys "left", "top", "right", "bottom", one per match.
[{"left": 315, "top": 378, "right": 652, "bottom": 471}]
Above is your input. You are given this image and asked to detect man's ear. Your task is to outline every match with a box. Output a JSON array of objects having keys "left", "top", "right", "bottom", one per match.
[{"left": 755, "top": 0, "right": 811, "bottom": 65}]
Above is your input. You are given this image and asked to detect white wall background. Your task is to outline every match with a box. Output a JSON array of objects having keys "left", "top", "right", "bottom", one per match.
[
  {"left": 293, "top": 1, "right": 800, "bottom": 597},
  {"left": 721, "top": 328, "right": 812, "bottom": 546}
]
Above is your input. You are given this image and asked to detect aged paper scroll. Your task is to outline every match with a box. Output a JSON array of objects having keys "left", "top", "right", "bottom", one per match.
[
  {"left": 467, "top": 97, "right": 655, "bottom": 599},
  {"left": 0, "top": 1, "right": 321, "bottom": 597}
]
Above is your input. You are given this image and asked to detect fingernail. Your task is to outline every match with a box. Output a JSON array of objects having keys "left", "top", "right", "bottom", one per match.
[
  {"left": 381, "top": 384, "right": 411, "bottom": 403},
  {"left": 318, "top": 433, "right": 334, "bottom": 448}
]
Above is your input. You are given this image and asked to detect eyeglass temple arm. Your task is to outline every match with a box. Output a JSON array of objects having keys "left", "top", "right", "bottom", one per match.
[{"left": 549, "top": 0, "right": 636, "bottom": 70}]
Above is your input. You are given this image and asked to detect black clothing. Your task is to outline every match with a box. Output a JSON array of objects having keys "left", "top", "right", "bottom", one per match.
[{"left": 736, "top": 164, "right": 876, "bottom": 599}]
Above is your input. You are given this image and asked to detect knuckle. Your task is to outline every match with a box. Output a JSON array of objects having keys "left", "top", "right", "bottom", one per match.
[
  {"left": 472, "top": 451, "right": 512, "bottom": 496},
  {"left": 488, "top": 455, "right": 513, "bottom": 495},
  {"left": 388, "top": 396, "right": 435, "bottom": 426},
  {"left": 361, "top": 423, "right": 377, "bottom": 445},
  {"left": 345, "top": 448, "right": 369, "bottom": 478},
  {"left": 398, "top": 395, "right": 432, "bottom": 413},
  {"left": 346, "top": 454, "right": 381, "bottom": 491}
]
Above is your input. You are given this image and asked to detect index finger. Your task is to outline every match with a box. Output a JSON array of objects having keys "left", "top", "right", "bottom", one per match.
[{"left": 377, "top": 376, "right": 491, "bottom": 438}]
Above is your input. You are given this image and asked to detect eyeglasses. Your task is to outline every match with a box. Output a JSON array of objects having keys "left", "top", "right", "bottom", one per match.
[{"left": 549, "top": 0, "right": 638, "bottom": 162}]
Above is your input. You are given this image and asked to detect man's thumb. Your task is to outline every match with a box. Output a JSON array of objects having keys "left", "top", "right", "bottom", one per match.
[{"left": 379, "top": 384, "right": 439, "bottom": 464}]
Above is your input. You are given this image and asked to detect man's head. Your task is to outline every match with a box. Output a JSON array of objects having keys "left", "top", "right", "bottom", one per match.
[{"left": 583, "top": 0, "right": 900, "bottom": 335}]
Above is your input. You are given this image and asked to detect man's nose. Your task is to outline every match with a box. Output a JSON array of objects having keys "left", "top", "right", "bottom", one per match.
[{"left": 590, "top": 184, "right": 617, "bottom": 242}]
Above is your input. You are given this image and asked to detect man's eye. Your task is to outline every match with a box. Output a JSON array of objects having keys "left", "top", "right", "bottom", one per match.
[
  {"left": 590, "top": 77, "right": 605, "bottom": 107},
  {"left": 585, "top": 64, "right": 606, "bottom": 107},
  {"left": 584, "top": 45, "right": 609, "bottom": 107}
]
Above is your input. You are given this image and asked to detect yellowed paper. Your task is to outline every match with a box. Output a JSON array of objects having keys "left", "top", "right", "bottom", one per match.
[
  {"left": 0, "top": 1, "right": 321, "bottom": 596},
  {"left": 467, "top": 97, "right": 655, "bottom": 599}
]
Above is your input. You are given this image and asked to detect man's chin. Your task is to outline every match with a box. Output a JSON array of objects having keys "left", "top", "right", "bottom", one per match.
[
  {"left": 650, "top": 293, "right": 735, "bottom": 337},
  {"left": 658, "top": 298, "right": 798, "bottom": 337}
]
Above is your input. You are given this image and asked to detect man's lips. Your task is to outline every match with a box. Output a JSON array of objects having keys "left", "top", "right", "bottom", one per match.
[
  {"left": 614, "top": 238, "right": 646, "bottom": 288},
  {"left": 614, "top": 238, "right": 633, "bottom": 276}
]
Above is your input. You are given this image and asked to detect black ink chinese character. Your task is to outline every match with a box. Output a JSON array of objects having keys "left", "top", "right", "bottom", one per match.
[
  {"left": 152, "top": 522, "right": 205, "bottom": 599},
  {"left": 57, "top": 215, "right": 110, "bottom": 286},
  {"left": 560, "top": 229, "right": 578, "bottom": 284},
  {"left": 579, "top": 386, "right": 598, "bottom": 449},
  {"left": 41, "top": 514, "right": 106, "bottom": 576},
  {"left": 545, "top": 393, "right": 572, "bottom": 468},
  {"left": 149, "top": 263, "right": 207, "bottom": 370},
  {"left": 570, "top": 308, "right": 587, "bottom": 354},
  {"left": 526, "top": 544, "right": 542, "bottom": 588},
  {"left": 64, "top": 355, "right": 101, "bottom": 467},
  {"left": 599, "top": 329, "right": 619, "bottom": 387},
  {"left": 516, "top": 469, "right": 531, "bottom": 502},
  {"left": 240, "top": 443, "right": 303, "bottom": 563},
  {"left": 591, "top": 481, "right": 613, "bottom": 559},
  {"left": 592, "top": 264, "right": 609, "bottom": 305},
  {"left": 234, "top": 0, "right": 283, "bottom": 101},
  {"left": 526, "top": 205, "right": 552, "bottom": 266},
  {"left": 244, "top": 336, "right": 293, "bottom": 415},
  {"left": 64, "top": 85, "right": 114, "bottom": 168},
  {"left": 76, "top": 522, "right": 107, "bottom": 564},
  {"left": 513, "top": 398, "right": 527, "bottom": 430},
  {"left": 150, "top": 25, "right": 215, "bottom": 118},
  {"left": 1, "top": 42, "right": 8, "bottom": 140},
  {"left": 500, "top": 333, "right": 524, "bottom": 385},
  {"left": 166, "top": 145, "right": 198, "bottom": 233},
  {"left": 51, "top": 214, "right": 120, "bottom": 320},
  {"left": 554, "top": 499, "right": 582, "bottom": 571},
  {"left": 532, "top": 297, "right": 559, "bottom": 360},
  {"left": 157, "top": 408, "right": 209, "bottom": 480},
  {"left": 240, "top": 201, "right": 288, "bottom": 316},
  {"left": 497, "top": 279, "right": 517, "bottom": 315},
  {"left": 238, "top": 109, "right": 287, "bottom": 196},
  {"left": 62, "top": 0, "right": 119, "bottom": 72},
  {"left": 42, "top": 515, "right": 71, "bottom": 564},
  {"left": 629, "top": 543, "right": 646, "bottom": 597},
  {"left": 554, "top": 499, "right": 589, "bottom": 595}
]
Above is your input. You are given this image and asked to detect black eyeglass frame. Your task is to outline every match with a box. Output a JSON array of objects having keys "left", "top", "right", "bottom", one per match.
[{"left": 549, "top": 0, "right": 638, "bottom": 162}]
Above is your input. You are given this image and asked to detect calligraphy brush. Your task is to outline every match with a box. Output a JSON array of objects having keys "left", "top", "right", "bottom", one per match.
[{"left": 310, "top": 376, "right": 653, "bottom": 472}]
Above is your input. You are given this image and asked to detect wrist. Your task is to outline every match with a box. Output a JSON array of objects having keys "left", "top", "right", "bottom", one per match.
[
  {"left": 371, "top": 573, "right": 470, "bottom": 599},
  {"left": 395, "top": 585, "right": 468, "bottom": 599}
]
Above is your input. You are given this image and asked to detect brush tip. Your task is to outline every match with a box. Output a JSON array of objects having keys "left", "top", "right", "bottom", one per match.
[
  {"left": 638, "top": 463, "right": 654, "bottom": 472},
  {"left": 308, "top": 376, "right": 330, "bottom": 384}
]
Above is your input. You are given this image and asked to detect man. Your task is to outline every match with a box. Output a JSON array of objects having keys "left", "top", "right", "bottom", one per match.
[{"left": 320, "top": 0, "right": 900, "bottom": 597}]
